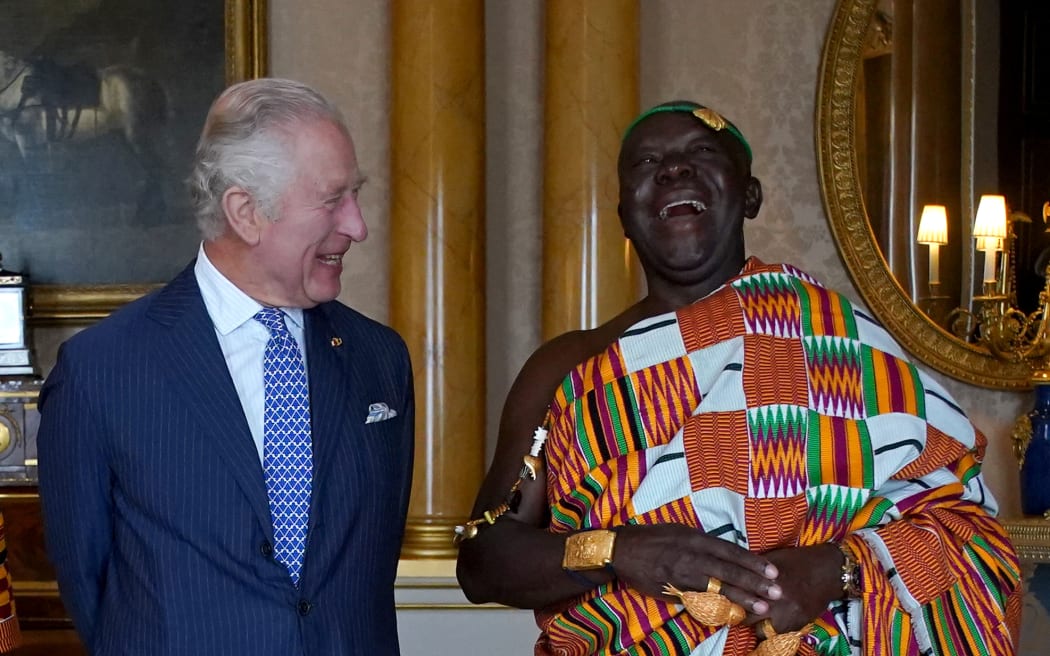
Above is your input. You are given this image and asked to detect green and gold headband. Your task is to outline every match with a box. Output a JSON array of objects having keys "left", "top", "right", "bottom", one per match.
[{"left": 622, "top": 102, "right": 752, "bottom": 163}]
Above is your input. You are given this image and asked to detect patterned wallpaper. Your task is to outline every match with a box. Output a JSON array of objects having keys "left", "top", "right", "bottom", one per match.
[{"left": 264, "top": 0, "right": 1027, "bottom": 515}]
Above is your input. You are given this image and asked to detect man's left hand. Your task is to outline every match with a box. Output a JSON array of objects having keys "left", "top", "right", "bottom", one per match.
[{"left": 746, "top": 543, "right": 844, "bottom": 633}]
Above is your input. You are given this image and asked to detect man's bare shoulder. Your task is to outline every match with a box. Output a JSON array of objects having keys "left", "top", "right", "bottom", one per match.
[{"left": 512, "top": 301, "right": 655, "bottom": 401}]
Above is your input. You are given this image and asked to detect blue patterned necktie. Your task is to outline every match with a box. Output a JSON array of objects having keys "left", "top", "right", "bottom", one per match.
[{"left": 254, "top": 307, "right": 312, "bottom": 586}]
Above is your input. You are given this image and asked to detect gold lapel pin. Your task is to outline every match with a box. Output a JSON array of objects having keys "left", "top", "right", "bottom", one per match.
[{"left": 330, "top": 337, "right": 343, "bottom": 347}]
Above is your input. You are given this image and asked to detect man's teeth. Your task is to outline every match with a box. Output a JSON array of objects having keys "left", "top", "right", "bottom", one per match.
[
  {"left": 657, "top": 200, "right": 707, "bottom": 220},
  {"left": 320, "top": 255, "right": 342, "bottom": 264}
]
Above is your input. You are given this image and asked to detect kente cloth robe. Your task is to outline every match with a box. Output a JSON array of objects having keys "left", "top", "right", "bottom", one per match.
[
  {"left": 0, "top": 509, "right": 21, "bottom": 652},
  {"left": 536, "top": 259, "right": 1021, "bottom": 656}
]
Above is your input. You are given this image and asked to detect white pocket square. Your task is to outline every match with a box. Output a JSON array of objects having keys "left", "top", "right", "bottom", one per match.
[{"left": 365, "top": 402, "right": 398, "bottom": 424}]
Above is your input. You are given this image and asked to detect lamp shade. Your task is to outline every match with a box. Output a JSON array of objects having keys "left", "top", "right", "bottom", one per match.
[
  {"left": 916, "top": 205, "right": 948, "bottom": 244},
  {"left": 975, "top": 237, "right": 1002, "bottom": 252},
  {"left": 973, "top": 194, "right": 1008, "bottom": 239}
]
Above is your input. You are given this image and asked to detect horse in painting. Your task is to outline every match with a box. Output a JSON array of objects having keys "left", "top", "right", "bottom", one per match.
[{"left": 0, "top": 50, "right": 167, "bottom": 171}]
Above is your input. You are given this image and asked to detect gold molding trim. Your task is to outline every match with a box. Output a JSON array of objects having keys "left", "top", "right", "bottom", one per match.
[
  {"left": 1003, "top": 517, "right": 1050, "bottom": 562},
  {"left": 226, "top": 0, "right": 269, "bottom": 83},
  {"left": 12, "top": 581, "right": 59, "bottom": 595},
  {"left": 401, "top": 517, "right": 462, "bottom": 560},
  {"left": 15, "top": 579, "right": 518, "bottom": 613},
  {"left": 0, "top": 493, "right": 43, "bottom": 501},
  {"left": 28, "top": 284, "right": 161, "bottom": 325},
  {"left": 27, "top": 0, "right": 268, "bottom": 325},
  {"left": 815, "top": 0, "right": 1030, "bottom": 390},
  {"left": 394, "top": 603, "right": 514, "bottom": 611},
  {"left": 396, "top": 558, "right": 457, "bottom": 579}
]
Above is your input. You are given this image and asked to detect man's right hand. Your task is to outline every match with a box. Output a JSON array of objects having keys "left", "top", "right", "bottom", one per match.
[{"left": 611, "top": 523, "right": 782, "bottom": 615}]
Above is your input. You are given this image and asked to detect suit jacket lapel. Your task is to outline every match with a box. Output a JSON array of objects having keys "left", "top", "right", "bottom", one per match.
[
  {"left": 304, "top": 306, "right": 361, "bottom": 525},
  {"left": 148, "top": 264, "right": 274, "bottom": 537}
]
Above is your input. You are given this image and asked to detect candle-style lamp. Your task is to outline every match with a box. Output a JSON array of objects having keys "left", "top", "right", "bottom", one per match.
[
  {"left": 916, "top": 204, "right": 948, "bottom": 292},
  {"left": 972, "top": 194, "right": 1009, "bottom": 291},
  {"left": 949, "top": 194, "right": 1050, "bottom": 515}
]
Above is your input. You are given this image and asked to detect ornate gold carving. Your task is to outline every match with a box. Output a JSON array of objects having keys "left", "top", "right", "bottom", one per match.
[
  {"left": 662, "top": 583, "right": 746, "bottom": 626},
  {"left": 562, "top": 529, "right": 616, "bottom": 571},
  {"left": 692, "top": 108, "right": 727, "bottom": 131},
  {"left": 816, "top": 0, "right": 1030, "bottom": 390},
  {"left": 1003, "top": 517, "right": 1050, "bottom": 562},
  {"left": 1013, "top": 414, "right": 1032, "bottom": 469},
  {"left": 750, "top": 624, "right": 813, "bottom": 656}
]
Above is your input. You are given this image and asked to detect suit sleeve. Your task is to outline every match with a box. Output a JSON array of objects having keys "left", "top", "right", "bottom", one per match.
[
  {"left": 37, "top": 343, "right": 113, "bottom": 649},
  {"left": 396, "top": 342, "right": 415, "bottom": 536}
]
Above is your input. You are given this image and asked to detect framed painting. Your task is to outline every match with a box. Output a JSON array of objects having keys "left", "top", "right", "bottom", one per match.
[{"left": 0, "top": 0, "right": 267, "bottom": 323}]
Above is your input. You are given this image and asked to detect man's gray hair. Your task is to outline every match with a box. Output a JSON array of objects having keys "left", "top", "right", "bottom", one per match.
[{"left": 188, "top": 78, "right": 348, "bottom": 240}]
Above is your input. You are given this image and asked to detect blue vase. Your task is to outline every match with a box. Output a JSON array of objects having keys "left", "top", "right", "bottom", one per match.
[{"left": 1021, "top": 383, "right": 1050, "bottom": 516}]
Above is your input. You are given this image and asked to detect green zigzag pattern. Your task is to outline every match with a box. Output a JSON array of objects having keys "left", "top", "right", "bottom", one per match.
[
  {"left": 748, "top": 404, "right": 807, "bottom": 441},
  {"left": 805, "top": 485, "right": 869, "bottom": 526}
]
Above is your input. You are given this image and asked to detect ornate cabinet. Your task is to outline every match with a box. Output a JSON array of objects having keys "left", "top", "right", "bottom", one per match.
[{"left": 0, "top": 380, "right": 84, "bottom": 655}]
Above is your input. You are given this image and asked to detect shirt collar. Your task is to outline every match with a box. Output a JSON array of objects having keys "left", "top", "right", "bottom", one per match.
[{"left": 194, "top": 242, "right": 305, "bottom": 336}]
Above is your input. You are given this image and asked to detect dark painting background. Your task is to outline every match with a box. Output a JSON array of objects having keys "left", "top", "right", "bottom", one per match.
[{"left": 0, "top": 0, "right": 225, "bottom": 284}]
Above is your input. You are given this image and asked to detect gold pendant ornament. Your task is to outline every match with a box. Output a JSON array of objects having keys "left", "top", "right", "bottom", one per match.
[
  {"left": 453, "top": 419, "right": 551, "bottom": 544},
  {"left": 748, "top": 621, "right": 813, "bottom": 656},
  {"left": 662, "top": 583, "right": 746, "bottom": 626}
]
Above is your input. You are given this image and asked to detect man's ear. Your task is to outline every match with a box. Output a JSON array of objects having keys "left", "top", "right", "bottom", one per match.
[
  {"left": 221, "top": 186, "right": 263, "bottom": 245},
  {"left": 744, "top": 177, "right": 763, "bottom": 219}
]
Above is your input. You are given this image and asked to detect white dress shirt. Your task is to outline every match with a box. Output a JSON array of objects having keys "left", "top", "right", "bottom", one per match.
[{"left": 194, "top": 243, "right": 308, "bottom": 462}]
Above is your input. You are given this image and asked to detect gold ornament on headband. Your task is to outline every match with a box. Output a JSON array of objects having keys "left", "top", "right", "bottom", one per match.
[{"left": 693, "top": 108, "right": 727, "bottom": 132}]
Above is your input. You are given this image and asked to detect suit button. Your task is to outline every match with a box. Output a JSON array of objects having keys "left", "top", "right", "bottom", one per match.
[
  {"left": 260, "top": 541, "right": 273, "bottom": 557},
  {"left": 297, "top": 600, "right": 313, "bottom": 616}
]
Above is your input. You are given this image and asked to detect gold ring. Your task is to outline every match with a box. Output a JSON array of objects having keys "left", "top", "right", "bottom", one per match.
[
  {"left": 705, "top": 576, "right": 722, "bottom": 595},
  {"left": 756, "top": 618, "right": 777, "bottom": 641}
]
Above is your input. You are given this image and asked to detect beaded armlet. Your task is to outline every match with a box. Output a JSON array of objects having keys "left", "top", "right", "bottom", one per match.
[{"left": 453, "top": 416, "right": 550, "bottom": 545}]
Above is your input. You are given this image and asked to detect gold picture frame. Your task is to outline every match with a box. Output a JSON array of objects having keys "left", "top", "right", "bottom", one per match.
[
  {"left": 19, "top": 0, "right": 268, "bottom": 325},
  {"left": 815, "top": 0, "right": 1031, "bottom": 390}
]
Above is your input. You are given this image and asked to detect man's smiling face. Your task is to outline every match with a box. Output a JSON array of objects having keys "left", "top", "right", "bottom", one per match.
[
  {"left": 617, "top": 110, "right": 761, "bottom": 297},
  {"left": 251, "top": 117, "right": 368, "bottom": 308}
]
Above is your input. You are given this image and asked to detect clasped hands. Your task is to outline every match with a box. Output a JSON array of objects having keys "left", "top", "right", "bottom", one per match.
[{"left": 611, "top": 525, "right": 841, "bottom": 643}]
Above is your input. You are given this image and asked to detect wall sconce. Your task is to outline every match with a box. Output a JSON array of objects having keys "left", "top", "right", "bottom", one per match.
[
  {"left": 916, "top": 204, "right": 948, "bottom": 289},
  {"left": 955, "top": 194, "right": 1050, "bottom": 516}
]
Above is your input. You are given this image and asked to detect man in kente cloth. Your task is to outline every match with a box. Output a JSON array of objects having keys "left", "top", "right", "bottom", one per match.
[{"left": 456, "top": 102, "right": 1022, "bottom": 656}]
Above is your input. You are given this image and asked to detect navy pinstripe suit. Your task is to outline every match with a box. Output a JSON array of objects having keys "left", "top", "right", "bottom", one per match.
[{"left": 37, "top": 263, "right": 414, "bottom": 655}]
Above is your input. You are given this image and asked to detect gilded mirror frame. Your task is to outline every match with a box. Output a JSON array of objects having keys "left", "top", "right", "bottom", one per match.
[
  {"left": 816, "top": 0, "right": 1030, "bottom": 390},
  {"left": 25, "top": 0, "right": 268, "bottom": 326}
]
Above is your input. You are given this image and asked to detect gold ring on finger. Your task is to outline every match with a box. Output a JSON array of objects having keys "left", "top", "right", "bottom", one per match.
[
  {"left": 756, "top": 618, "right": 777, "bottom": 641},
  {"left": 705, "top": 576, "right": 722, "bottom": 595}
]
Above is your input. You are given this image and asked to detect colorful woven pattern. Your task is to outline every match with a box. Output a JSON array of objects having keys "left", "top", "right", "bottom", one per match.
[
  {"left": 0, "top": 510, "right": 21, "bottom": 651},
  {"left": 536, "top": 260, "right": 1020, "bottom": 656}
]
